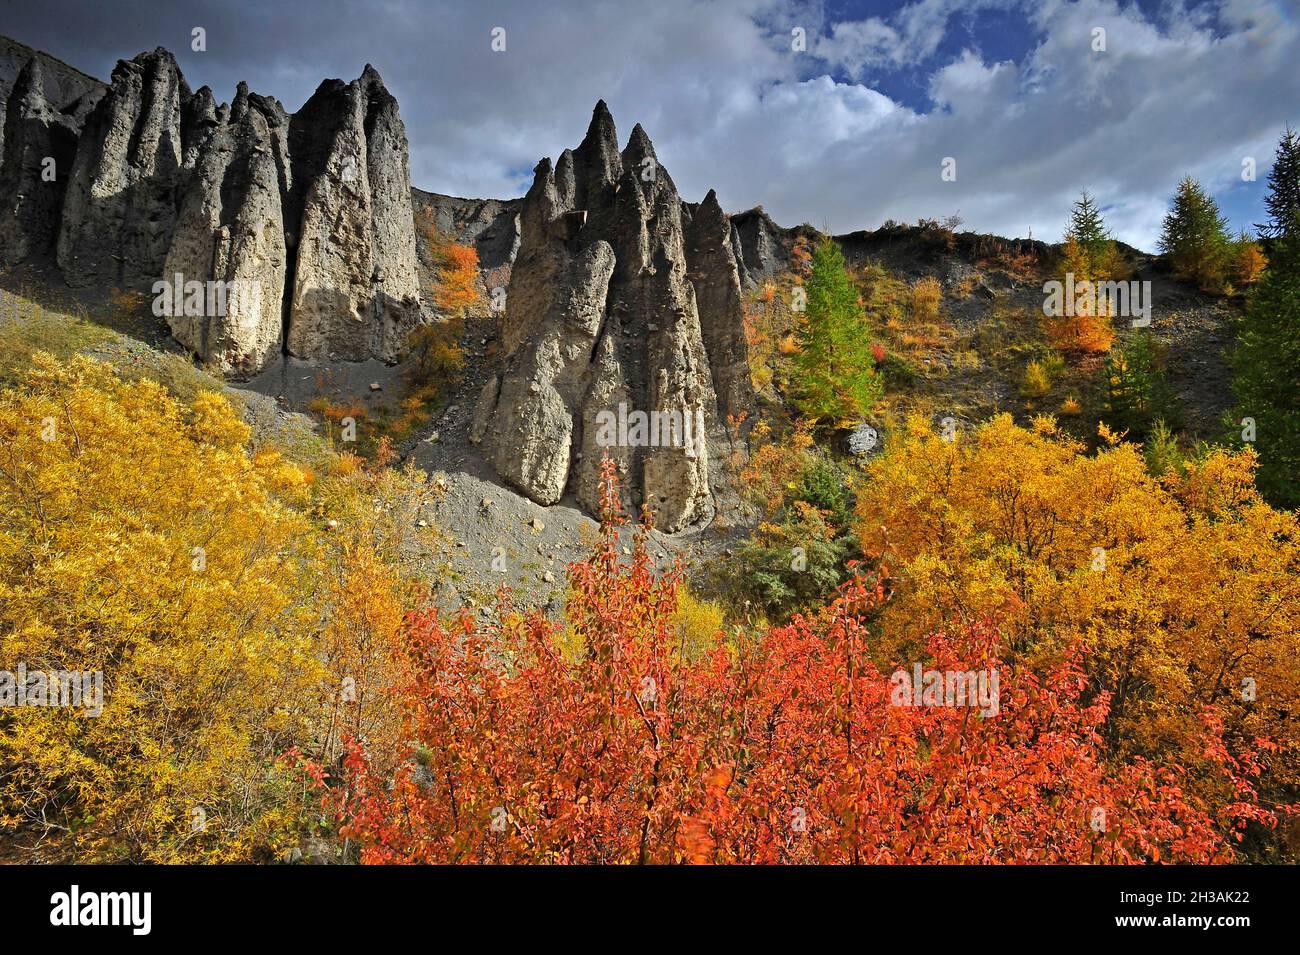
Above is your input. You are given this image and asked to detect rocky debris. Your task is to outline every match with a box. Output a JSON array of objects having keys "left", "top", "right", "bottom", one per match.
[
  {"left": 162, "top": 83, "right": 287, "bottom": 375},
  {"left": 57, "top": 49, "right": 190, "bottom": 288},
  {"left": 472, "top": 102, "right": 745, "bottom": 533},
  {"left": 0, "top": 58, "right": 80, "bottom": 265}
]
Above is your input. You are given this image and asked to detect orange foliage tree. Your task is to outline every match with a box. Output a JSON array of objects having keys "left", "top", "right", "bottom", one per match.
[
  {"left": 408, "top": 212, "right": 478, "bottom": 398},
  {"left": 853, "top": 414, "right": 1300, "bottom": 854},
  {"left": 308, "top": 462, "right": 1269, "bottom": 864},
  {"left": 433, "top": 241, "right": 481, "bottom": 315},
  {"left": 1043, "top": 235, "right": 1116, "bottom": 353}
]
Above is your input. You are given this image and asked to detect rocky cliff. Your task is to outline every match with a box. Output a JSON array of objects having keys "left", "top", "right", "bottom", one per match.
[
  {"left": 57, "top": 48, "right": 190, "bottom": 288},
  {"left": 0, "top": 36, "right": 104, "bottom": 160},
  {"left": 469, "top": 102, "right": 752, "bottom": 532},
  {"left": 0, "top": 41, "right": 422, "bottom": 376},
  {"left": 1, "top": 39, "right": 761, "bottom": 531},
  {"left": 0, "top": 58, "right": 81, "bottom": 265}
]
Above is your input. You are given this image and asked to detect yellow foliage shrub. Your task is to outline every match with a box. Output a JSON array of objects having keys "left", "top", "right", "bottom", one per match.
[
  {"left": 672, "top": 587, "right": 728, "bottom": 662},
  {"left": 908, "top": 276, "right": 942, "bottom": 323},
  {"left": 854, "top": 414, "right": 1300, "bottom": 814},
  {"left": 0, "top": 356, "right": 419, "bottom": 861}
]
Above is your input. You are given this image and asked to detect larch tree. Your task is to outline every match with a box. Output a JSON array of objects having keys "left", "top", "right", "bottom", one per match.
[{"left": 793, "top": 235, "right": 882, "bottom": 425}]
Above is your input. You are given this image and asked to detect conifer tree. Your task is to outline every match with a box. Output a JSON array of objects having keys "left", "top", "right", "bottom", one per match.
[
  {"left": 1158, "top": 176, "right": 1232, "bottom": 291},
  {"left": 1232, "top": 229, "right": 1300, "bottom": 509},
  {"left": 1066, "top": 190, "right": 1111, "bottom": 268},
  {"left": 793, "top": 235, "right": 882, "bottom": 424},
  {"left": 1100, "top": 330, "right": 1177, "bottom": 438},
  {"left": 1257, "top": 125, "right": 1300, "bottom": 241}
]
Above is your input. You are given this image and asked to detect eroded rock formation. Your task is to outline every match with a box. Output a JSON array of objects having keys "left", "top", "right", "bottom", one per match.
[
  {"left": 684, "top": 189, "right": 754, "bottom": 421},
  {"left": 163, "top": 83, "right": 286, "bottom": 375},
  {"left": 0, "top": 43, "right": 423, "bottom": 376},
  {"left": 57, "top": 48, "right": 189, "bottom": 288},
  {"left": 284, "top": 66, "right": 421, "bottom": 363},
  {"left": 0, "top": 58, "right": 79, "bottom": 265},
  {"left": 471, "top": 103, "right": 751, "bottom": 532}
]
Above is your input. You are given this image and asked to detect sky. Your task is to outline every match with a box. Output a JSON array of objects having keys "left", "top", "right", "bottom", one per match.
[{"left": 3, "top": 0, "right": 1298, "bottom": 251}]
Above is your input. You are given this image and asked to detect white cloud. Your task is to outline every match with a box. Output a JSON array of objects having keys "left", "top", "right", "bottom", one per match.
[{"left": 11, "top": 0, "right": 1299, "bottom": 250}]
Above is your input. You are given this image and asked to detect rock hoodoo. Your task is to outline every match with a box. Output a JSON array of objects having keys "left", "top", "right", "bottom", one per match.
[
  {"left": 470, "top": 102, "right": 752, "bottom": 532},
  {"left": 283, "top": 65, "right": 421, "bottom": 364},
  {"left": 0, "top": 58, "right": 80, "bottom": 265},
  {"left": 0, "top": 45, "right": 423, "bottom": 376},
  {"left": 57, "top": 48, "right": 189, "bottom": 289},
  {"left": 0, "top": 43, "right": 758, "bottom": 529},
  {"left": 162, "top": 83, "right": 287, "bottom": 375}
]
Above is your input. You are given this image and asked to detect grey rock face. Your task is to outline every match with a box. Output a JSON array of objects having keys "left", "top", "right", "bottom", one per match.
[
  {"left": 179, "top": 85, "right": 219, "bottom": 169},
  {"left": 411, "top": 189, "right": 521, "bottom": 272},
  {"left": 474, "top": 103, "right": 746, "bottom": 532},
  {"left": 6, "top": 41, "right": 425, "bottom": 377},
  {"left": 0, "top": 35, "right": 105, "bottom": 118},
  {"left": 0, "top": 58, "right": 79, "bottom": 264},
  {"left": 684, "top": 188, "right": 754, "bottom": 422},
  {"left": 284, "top": 65, "right": 421, "bottom": 363},
  {"left": 729, "top": 206, "right": 785, "bottom": 288},
  {"left": 162, "top": 83, "right": 286, "bottom": 376},
  {"left": 57, "top": 48, "right": 189, "bottom": 287}
]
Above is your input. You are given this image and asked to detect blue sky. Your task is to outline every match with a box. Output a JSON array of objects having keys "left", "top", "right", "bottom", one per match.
[{"left": 5, "top": 0, "right": 1298, "bottom": 250}]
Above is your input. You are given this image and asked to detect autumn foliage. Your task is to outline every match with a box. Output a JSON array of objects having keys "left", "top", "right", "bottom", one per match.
[
  {"left": 1043, "top": 235, "right": 1116, "bottom": 354},
  {"left": 314, "top": 460, "right": 1270, "bottom": 864},
  {"left": 0, "top": 357, "right": 420, "bottom": 861},
  {"left": 432, "top": 241, "right": 481, "bottom": 316},
  {"left": 854, "top": 414, "right": 1299, "bottom": 850}
]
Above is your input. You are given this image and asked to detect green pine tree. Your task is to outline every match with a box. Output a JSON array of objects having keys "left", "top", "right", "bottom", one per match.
[
  {"left": 1257, "top": 125, "right": 1300, "bottom": 241},
  {"left": 1158, "top": 176, "right": 1232, "bottom": 291},
  {"left": 1232, "top": 229, "right": 1300, "bottom": 509},
  {"left": 1100, "top": 331, "right": 1178, "bottom": 439},
  {"left": 1065, "top": 190, "right": 1121, "bottom": 280},
  {"left": 1067, "top": 191, "right": 1109, "bottom": 260},
  {"left": 793, "top": 235, "right": 882, "bottom": 424}
]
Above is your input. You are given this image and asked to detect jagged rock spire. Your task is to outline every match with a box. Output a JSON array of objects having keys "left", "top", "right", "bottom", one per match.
[
  {"left": 0, "top": 43, "right": 425, "bottom": 376},
  {"left": 57, "top": 48, "right": 189, "bottom": 286},
  {"left": 472, "top": 102, "right": 751, "bottom": 532}
]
